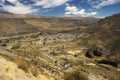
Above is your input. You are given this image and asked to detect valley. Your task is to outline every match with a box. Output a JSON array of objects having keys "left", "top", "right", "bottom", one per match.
[{"left": 0, "top": 13, "right": 120, "bottom": 80}]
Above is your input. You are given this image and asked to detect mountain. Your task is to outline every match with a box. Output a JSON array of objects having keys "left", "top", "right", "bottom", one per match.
[
  {"left": 83, "top": 13, "right": 120, "bottom": 63},
  {"left": 0, "top": 11, "right": 100, "bottom": 37},
  {"left": 0, "top": 11, "right": 14, "bottom": 18},
  {"left": 0, "top": 11, "right": 34, "bottom": 18},
  {"left": 99, "top": 13, "right": 120, "bottom": 63}
]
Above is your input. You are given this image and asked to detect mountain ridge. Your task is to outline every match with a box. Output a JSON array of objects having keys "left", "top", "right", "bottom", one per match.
[{"left": 0, "top": 11, "right": 100, "bottom": 37}]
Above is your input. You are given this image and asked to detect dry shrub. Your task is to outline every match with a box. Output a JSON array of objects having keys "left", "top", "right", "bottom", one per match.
[
  {"left": 11, "top": 43, "right": 21, "bottom": 49},
  {"left": 30, "top": 67, "right": 40, "bottom": 77},
  {"left": 64, "top": 70, "right": 88, "bottom": 80},
  {"left": 14, "top": 58, "right": 30, "bottom": 72}
]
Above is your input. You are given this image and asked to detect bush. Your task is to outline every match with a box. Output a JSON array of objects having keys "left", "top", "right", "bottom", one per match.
[
  {"left": 30, "top": 67, "right": 39, "bottom": 77},
  {"left": 93, "top": 50, "right": 102, "bottom": 57},
  {"left": 85, "top": 51, "right": 93, "bottom": 58},
  {"left": 64, "top": 70, "right": 88, "bottom": 80},
  {"left": 80, "top": 38, "right": 89, "bottom": 46},
  {"left": 1, "top": 43, "right": 7, "bottom": 47},
  {"left": 14, "top": 58, "right": 30, "bottom": 72},
  {"left": 97, "top": 60, "right": 118, "bottom": 67},
  {"left": 11, "top": 43, "right": 21, "bottom": 49},
  {"left": 3, "top": 39, "right": 9, "bottom": 43}
]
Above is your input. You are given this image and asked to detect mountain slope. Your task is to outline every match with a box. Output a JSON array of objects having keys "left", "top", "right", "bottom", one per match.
[
  {"left": 84, "top": 13, "right": 120, "bottom": 63},
  {"left": 0, "top": 12, "right": 100, "bottom": 37}
]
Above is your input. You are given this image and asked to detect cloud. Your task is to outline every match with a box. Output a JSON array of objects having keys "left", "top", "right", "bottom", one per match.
[
  {"left": 6, "top": 0, "right": 18, "bottom": 3},
  {"left": 0, "top": 0, "right": 5, "bottom": 5},
  {"left": 0, "top": 0, "right": 71, "bottom": 14},
  {"left": 2, "top": 2, "right": 38, "bottom": 14},
  {"left": 0, "top": 0, "right": 18, "bottom": 4},
  {"left": 65, "top": 4, "right": 97, "bottom": 17},
  {"left": 0, "top": 0, "right": 5, "bottom": 3},
  {"left": 95, "top": 0, "right": 120, "bottom": 9},
  {"left": 33, "top": 0, "right": 70, "bottom": 8},
  {"left": 88, "top": 0, "right": 120, "bottom": 9}
]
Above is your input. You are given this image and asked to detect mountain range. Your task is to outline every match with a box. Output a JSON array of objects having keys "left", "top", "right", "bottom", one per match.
[{"left": 0, "top": 11, "right": 99, "bottom": 37}]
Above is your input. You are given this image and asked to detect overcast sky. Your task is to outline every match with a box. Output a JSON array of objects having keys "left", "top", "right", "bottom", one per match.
[{"left": 0, "top": 0, "right": 120, "bottom": 17}]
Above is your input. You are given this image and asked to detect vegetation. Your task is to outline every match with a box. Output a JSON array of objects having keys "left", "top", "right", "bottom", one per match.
[
  {"left": 11, "top": 43, "right": 21, "bottom": 49},
  {"left": 0, "top": 43, "right": 6, "bottom": 47},
  {"left": 64, "top": 70, "right": 88, "bottom": 80},
  {"left": 0, "top": 39, "right": 9, "bottom": 47},
  {"left": 14, "top": 58, "right": 30, "bottom": 72},
  {"left": 80, "top": 37, "right": 89, "bottom": 46},
  {"left": 97, "top": 59, "right": 118, "bottom": 67}
]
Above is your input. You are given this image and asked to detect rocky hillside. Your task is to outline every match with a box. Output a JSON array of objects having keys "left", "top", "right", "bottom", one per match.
[
  {"left": 84, "top": 13, "right": 120, "bottom": 63},
  {"left": 100, "top": 13, "right": 120, "bottom": 63}
]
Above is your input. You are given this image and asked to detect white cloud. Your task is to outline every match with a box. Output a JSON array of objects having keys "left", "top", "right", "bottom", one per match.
[
  {"left": 0, "top": 0, "right": 18, "bottom": 4},
  {"left": 88, "top": 0, "right": 120, "bottom": 9},
  {"left": 65, "top": 4, "right": 97, "bottom": 17},
  {"left": 95, "top": 0, "right": 120, "bottom": 9},
  {"left": 7, "top": 0, "right": 18, "bottom": 3},
  {"left": 0, "top": 0, "right": 5, "bottom": 5},
  {"left": 0, "top": 0, "right": 71, "bottom": 14},
  {"left": 33, "top": 0, "right": 70, "bottom": 8},
  {"left": 2, "top": 2, "right": 38, "bottom": 14}
]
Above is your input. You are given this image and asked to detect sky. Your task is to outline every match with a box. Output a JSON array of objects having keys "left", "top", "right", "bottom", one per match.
[{"left": 0, "top": 0, "right": 120, "bottom": 18}]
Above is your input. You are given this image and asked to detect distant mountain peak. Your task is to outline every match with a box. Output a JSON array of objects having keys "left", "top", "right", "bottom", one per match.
[{"left": 0, "top": 10, "right": 12, "bottom": 14}]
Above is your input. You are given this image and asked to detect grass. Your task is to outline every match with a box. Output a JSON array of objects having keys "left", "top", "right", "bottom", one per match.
[
  {"left": 64, "top": 70, "right": 88, "bottom": 80},
  {"left": 2, "top": 54, "right": 41, "bottom": 77},
  {"left": 14, "top": 58, "right": 30, "bottom": 72}
]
